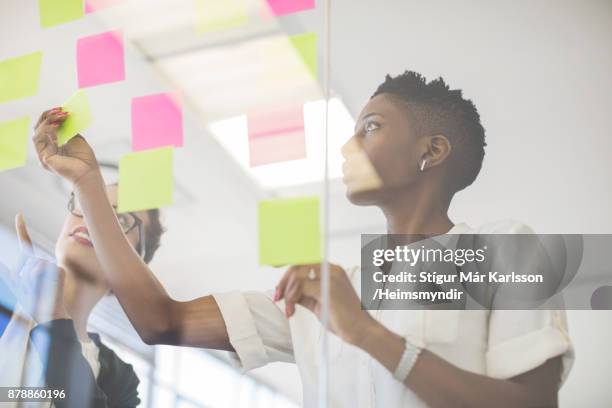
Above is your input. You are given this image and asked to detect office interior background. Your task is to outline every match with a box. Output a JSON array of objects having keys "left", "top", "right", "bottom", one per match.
[{"left": 0, "top": 0, "right": 611, "bottom": 407}]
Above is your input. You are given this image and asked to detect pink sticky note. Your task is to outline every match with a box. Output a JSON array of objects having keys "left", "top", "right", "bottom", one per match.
[
  {"left": 266, "top": 0, "right": 315, "bottom": 16},
  {"left": 77, "top": 30, "right": 125, "bottom": 88},
  {"left": 131, "top": 93, "right": 183, "bottom": 152},
  {"left": 85, "top": 0, "right": 125, "bottom": 13},
  {"left": 248, "top": 105, "right": 306, "bottom": 166}
]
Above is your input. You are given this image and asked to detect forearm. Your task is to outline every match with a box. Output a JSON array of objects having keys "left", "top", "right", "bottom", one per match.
[
  {"left": 73, "top": 170, "right": 176, "bottom": 342},
  {"left": 356, "top": 321, "right": 555, "bottom": 408},
  {"left": 73, "top": 170, "right": 232, "bottom": 349}
]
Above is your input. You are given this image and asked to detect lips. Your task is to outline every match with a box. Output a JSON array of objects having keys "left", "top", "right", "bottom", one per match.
[{"left": 69, "top": 225, "right": 93, "bottom": 247}]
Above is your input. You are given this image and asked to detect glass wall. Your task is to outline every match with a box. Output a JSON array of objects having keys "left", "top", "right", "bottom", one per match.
[{"left": 103, "top": 339, "right": 298, "bottom": 408}]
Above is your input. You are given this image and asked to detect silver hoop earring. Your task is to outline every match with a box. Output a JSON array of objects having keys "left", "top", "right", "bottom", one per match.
[{"left": 420, "top": 159, "right": 427, "bottom": 172}]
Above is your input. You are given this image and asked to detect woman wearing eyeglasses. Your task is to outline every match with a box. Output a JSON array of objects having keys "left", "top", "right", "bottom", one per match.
[
  {"left": 31, "top": 72, "right": 572, "bottom": 407},
  {"left": 0, "top": 183, "right": 164, "bottom": 408}
]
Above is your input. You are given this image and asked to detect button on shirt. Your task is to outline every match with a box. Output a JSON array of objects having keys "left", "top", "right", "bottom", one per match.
[{"left": 212, "top": 221, "right": 574, "bottom": 408}]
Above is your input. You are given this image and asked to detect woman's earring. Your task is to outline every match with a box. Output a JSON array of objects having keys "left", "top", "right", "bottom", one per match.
[{"left": 420, "top": 159, "right": 427, "bottom": 172}]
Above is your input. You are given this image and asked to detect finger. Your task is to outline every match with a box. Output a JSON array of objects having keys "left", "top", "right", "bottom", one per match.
[
  {"left": 284, "top": 278, "right": 304, "bottom": 317},
  {"left": 15, "top": 214, "right": 34, "bottom": 253},
  {"left": 276, "top": 265, "right": 308, "bottom": 301},
  {"left": 37, "top": 116, "right": 66, "bottom": 137},
  {"left": 35, "top": 108, "right": 61, "bottom": 128},
  {"left": 305, "top": 263, "right": 321, "bottom": 281},
  {"left": 299, "top": 297, "right": 319, "bottom": 314},
  {"left": 293, "top": 280, "right": 322, "bottom": 316},
  {"left": 14, "top": 214, "right": 35, "bottom": 275},
  {"left": 275, "top": 266, "right": 298, "bottom": 301},
  {"left": 33, "top": 110, "right": 67, "bottom": 146},
  {"left": 40, "top": 110, "right": 69, "bottom": 128},
  {"left": 50, "top": 112, "right": 69, "bottom": 126},
  {"left": 33, "top": 129, "right": 61, "bottom": 172},
  {"left": 300, "top": 279, "right": 321, "bottom": 301}
]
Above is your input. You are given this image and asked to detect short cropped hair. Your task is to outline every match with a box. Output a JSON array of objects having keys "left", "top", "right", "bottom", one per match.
[{"left": 372, "top": 71, "right": 487, "bottom": 193}]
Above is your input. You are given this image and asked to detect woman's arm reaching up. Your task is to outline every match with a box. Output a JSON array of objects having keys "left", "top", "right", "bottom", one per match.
[{"left": 31, "top": 108, "right": 231, "bottom": 350}]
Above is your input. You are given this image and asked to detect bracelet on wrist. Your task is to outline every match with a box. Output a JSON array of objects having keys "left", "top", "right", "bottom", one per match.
[{"left": 392, "top": 338, "right": 422, "bottom": 382}]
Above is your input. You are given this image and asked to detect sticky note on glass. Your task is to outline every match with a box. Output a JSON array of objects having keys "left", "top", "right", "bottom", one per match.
[
  {"left": 38, "top": 0, "right": 84, "bottom": 28},
  {"left": 290, "top": 32, "right": 317, "bottom": 78},
  {"left": 85, "top": 0, "right": 125, "bottom": 13},
  {"left": 0, "top": 52, "right": 43, "bottom": 104},
  {"left": 132, "top": 93, "right": 183, "bottom": 151},
  {"left": 266, "top": 0, "right": 315, "bottom": 16},
  {"left": 194, "top": 0, "right": 248, "bottom": 34},
  {"left": 0, "top": 117, "right": 30, "bottom": 172},
  {"left": 248, "top": 105, "right": 306, "bottom": 167},
  {"left": 77, "top": 30, "right": 125, "bottom": 88},
  {"left": 117, "top": 147, "right": 174, "bottom": 213},
  {"left": 258, "top": 196, "right": 321, "bottom": 266},
  {"left": 57, "top": 90, "right": 93, "bottom": 146}
]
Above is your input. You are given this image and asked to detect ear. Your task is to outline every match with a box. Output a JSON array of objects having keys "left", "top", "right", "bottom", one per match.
[{"left": 420, "top": 134, "right": 452, "bottom": 170}]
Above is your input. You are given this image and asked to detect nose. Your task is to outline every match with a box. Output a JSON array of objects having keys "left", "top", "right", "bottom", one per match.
[{"left": 341, "top": 137, "right": 359, "bottom": 159}]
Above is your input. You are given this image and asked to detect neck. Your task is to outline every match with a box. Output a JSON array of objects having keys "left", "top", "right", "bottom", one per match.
[
  {"left": 60, "top": 266, "right": 107, "bottom": 343},
  {"left": 380, "top": 184, "right": 453, "bottom": 236}
]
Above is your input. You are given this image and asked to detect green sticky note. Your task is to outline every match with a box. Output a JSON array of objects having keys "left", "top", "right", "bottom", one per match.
[
  {"left": 0, "top": 117, "right": 30, "bottom": 172},
  {"left": 289, "top": 32, "right": 317, "bottom": 78},
  {"left": 194, "top": 0, "right": 248, "bottom": 34},
  {"left": 118, "top": 147, "right": 174, "bottom": 213},
  {"left": 57, "top": 90, "right": 93, "bottom": 146},
  {"left": 38, "top": 0, "right": 84, "bottom": 28},
  {"left": 0, "top": 52, "right": 43, "bottom": 104},
  {"left": 258, "top": 196, "right": 321, "bottom": 266}
]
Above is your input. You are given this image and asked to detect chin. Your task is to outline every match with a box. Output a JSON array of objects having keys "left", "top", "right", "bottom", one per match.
[
  {"left": 345, "top": 188, "right": 381, "bottom": 206},
  {"left": 56, "top": 243, "right": 104, "bottom": 283}
]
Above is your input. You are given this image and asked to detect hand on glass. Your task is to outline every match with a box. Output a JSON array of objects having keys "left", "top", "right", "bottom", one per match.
[
  {"left": 8, "top": 214, "right": 68, "bottom": 323},
  {"left": 32, "top": 107, "right": 99, "bottom": 186},
  {"left": 274, "top": 263, "right": 377, "bottom": 347}
]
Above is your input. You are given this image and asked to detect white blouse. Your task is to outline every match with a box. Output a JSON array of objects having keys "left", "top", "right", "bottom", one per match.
[{"left": 212, "top": 221, "right": 574, "bottom": 408}]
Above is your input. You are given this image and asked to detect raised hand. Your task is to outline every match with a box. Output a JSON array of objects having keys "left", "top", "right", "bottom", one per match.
[
  {"left": 32, "top": 108, "right": 99, "bottom": 185},
  {"left": 11, "top": 214, "right": 68, "bottom": 323}
]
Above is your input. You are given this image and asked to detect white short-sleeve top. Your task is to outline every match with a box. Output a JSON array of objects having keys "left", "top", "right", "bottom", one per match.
[{"left": 212, "top": 221, "right": 574, "bottom": 408}]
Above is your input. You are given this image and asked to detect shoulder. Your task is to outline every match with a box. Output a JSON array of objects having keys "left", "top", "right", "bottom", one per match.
[{"left": 461, "top": 220, "right": 535, "bottom": 234}]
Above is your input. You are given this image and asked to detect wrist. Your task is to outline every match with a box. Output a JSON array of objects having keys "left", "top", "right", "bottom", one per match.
[
  {"left": 349, "top": 314, "right": 389, "bottom": 349},
  {"left": 73, "top": 168, "right": 103, "bottom": 192}
]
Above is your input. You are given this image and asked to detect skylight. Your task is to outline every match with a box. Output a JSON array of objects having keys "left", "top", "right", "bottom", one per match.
[{"left": 208, "top": 97, "right": 354, "bottom": 190}]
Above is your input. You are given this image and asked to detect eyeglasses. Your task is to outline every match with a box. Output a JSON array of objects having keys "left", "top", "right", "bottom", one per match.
[{"left": 67, "top": 192, "right": 146, "bottom": 258}]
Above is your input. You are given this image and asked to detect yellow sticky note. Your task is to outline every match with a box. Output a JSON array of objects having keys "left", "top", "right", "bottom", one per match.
[
  {"left": 289, "top": 32, "right": 317, "bottom": 78},
  {"left": 194, "top": 0, "right": 248, "bottom": 34},
  {"left": 0, "top": 52, "right": 43, "bottom": 104},
  {"left": 58, "top": 90, "right": 93, "bottom": 146},
  {"left": 258, "top": 196, "right": 321, "bottom": 266},
  {"left": 38, "top": 0, "right": 84, "bottom": 28},
  {"left": 0, "top": 117, "right": 30, "bottom": 172},
  {"left": 118, "top": 147, "right": 174, "bottom": 213}
]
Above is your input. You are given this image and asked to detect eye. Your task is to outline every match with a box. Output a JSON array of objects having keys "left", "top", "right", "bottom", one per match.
[
  {"left": 365, "top": 119, "right": 380, "bottom": 135},
  {"left": 117, "top": 214, "right": 131, "bottom": 230}
]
